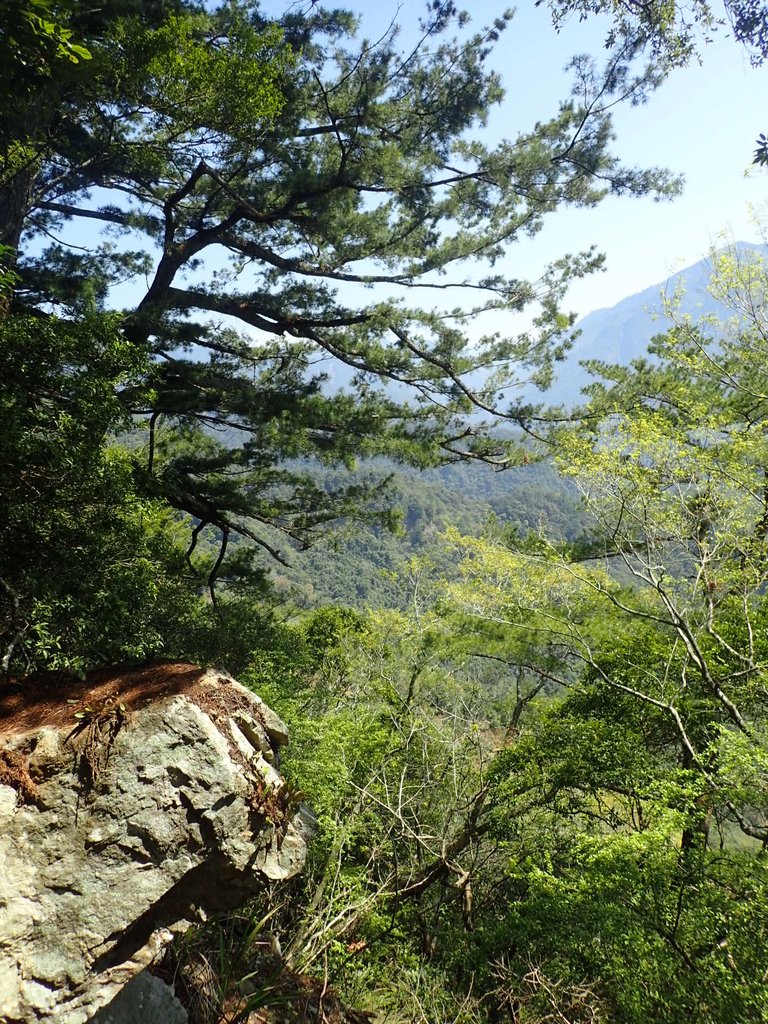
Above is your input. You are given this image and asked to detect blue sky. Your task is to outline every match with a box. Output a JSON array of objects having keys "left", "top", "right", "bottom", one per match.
[
  {"left": 309, "top": 0, "right": 766, "bottom": 318},
  {"left": 47, "top": 2, "right": 766, "bottom": 330}
]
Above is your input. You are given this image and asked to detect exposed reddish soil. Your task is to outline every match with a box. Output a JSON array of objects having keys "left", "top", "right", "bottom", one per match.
[
  {"left": 0, "top": 662, "right": 212, "bottom": 737},
  {"left": 0, "top": 748, "right": 40, "bottom": 805}
]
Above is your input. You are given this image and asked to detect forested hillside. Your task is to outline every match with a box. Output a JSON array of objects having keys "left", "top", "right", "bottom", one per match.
[
  {"left": 274, "top": 459, "right": 585, "bottom": 607},
  {"left": 277, "top": 241, "right": 768, "bottom": 608},
  {"left": 2, "top": 1, "right": 768, "bottom": 1022}
]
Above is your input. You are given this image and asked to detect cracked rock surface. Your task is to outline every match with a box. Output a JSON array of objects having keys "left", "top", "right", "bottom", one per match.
[{"left": 0, "top": 663, "right": 308, "bottom": 1024}]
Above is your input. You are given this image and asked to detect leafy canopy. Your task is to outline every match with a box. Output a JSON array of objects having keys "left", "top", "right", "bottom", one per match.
[
  {"left": 431, "top": 245, "right": 768, "bottom": 1020},
  {"left": 0, "top": 0, "right": 679, "bottom": 670},
  {"left": 9, "top": 1, "right": 678, "bottom": 556}
]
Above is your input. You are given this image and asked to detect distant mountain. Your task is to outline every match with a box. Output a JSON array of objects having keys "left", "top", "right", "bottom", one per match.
[
  {"left": 543, "top": 241, "right": 768, "bottom": 407},
  {"left": 316, "top": 243, "right": 767, "bottom": 410}
]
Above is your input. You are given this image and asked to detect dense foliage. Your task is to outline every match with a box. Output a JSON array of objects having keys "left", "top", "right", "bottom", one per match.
[
  {"left": 2, "top": 2, "right": 766, "bottom": 1022},
  {"left": 272, "top": 459, "right": 586, "bottom": 608},
  {"left": 0, "top": 0, "right": 676, "bottom": 673},
  {"left": 196, "top": 245, "right": 768, "bottom": 1024}
]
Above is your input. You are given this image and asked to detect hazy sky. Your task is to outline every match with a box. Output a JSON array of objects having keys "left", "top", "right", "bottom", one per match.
[{"left": 307, "top": 0, "right": 767, "bottom": 318}]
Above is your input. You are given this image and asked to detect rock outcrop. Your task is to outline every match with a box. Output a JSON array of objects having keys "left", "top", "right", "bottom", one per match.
[{"left": 0, "top": 663, "right": 308, "bottom": 1024}]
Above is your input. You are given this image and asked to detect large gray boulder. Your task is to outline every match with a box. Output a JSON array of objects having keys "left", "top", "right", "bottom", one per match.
[{"left": 0, "top": 663, "right": 308, "bottom": 1024}]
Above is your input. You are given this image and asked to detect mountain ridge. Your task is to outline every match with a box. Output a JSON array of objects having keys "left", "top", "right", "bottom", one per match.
[{"left": 543, "top": 240, "right": 768, "bottom": 406}]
